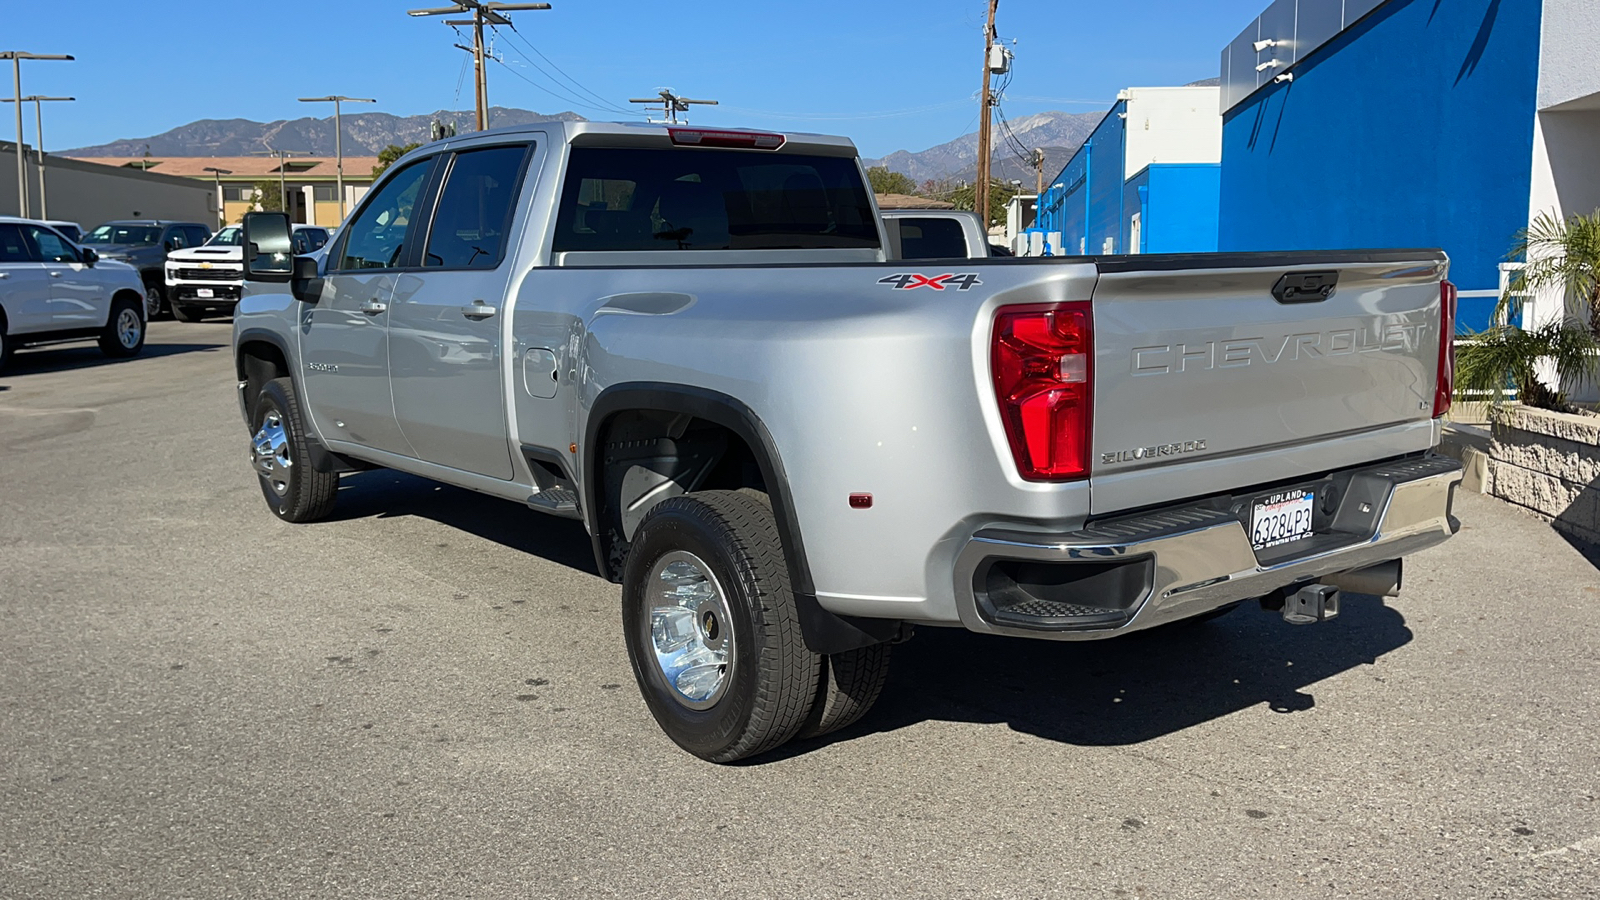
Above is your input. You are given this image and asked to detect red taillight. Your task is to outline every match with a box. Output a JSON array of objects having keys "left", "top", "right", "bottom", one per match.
[
  {"left": 1433, "top": 280, "right": 1457, "bottom": 418},
  {"left": 668, "top": 128, "right": 785, "bottom": 150},
  {"left": 992, "top": 302, "right": 1093, "bottom": 481}
]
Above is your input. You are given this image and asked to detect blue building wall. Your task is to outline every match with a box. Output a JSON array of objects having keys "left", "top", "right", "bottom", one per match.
[
  {"left": 1218, "top": 0, "right": 1542, "bottom": 331},
  {"left": 1125, "top": 164, "right": 1221, "bottom": 253},
  {"left": 1038, "top": 102, "right": 1127, "bottom": 255},
  {"left": 1037, "top": 105, "right": 1219, "bottom": 256}
]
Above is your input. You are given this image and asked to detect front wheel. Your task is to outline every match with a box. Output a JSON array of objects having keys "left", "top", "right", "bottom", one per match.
[
  {"left": 144, "top": 286, "right": 162, "bottom": 321},
  {"left": 97, "top": 299, "right": 145, "bottom": 358},
  {"left": 622, "top": 490, "right": 820, "bottom": 763},
  {"left": 250, "top": 377, "right": 339, "bottom": 522},
  {"left": 170, "top": 303, "right": 203, "bottom": 323}
]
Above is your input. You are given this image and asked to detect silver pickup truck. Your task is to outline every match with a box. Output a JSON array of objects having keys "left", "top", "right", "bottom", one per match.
[{"left": 234, "top": 121, "right": 1463, "bottom": 762}]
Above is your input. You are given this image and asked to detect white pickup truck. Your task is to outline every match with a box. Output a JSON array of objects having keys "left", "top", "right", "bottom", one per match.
[
  {"left": 234, "top": 121, "right": 1463, "bottom": 762},
  {"left": 165, "top": 224, "right": 329, "bottom": 322}
]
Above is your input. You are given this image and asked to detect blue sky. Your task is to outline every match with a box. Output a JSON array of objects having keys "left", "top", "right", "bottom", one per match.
[{"left": 6, "top": 0, "right": 1267, "bottom": 157}]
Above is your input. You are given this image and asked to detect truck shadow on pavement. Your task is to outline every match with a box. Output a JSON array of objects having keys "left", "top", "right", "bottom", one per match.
[
  {"left": 2, "top": 342, "right": 223, "bottom": 377},
  {"left": 787, "top": 598, "right": 1413, "bottom": 754},
  {"left": 321, "top": 469, "right": 1412, "bottom": 755},
  {"left": 330, "top": 470, "right": 601, "bottom": 576}
]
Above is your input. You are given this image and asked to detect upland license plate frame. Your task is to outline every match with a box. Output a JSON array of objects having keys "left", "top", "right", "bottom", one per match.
[{"left": 1251, "top": 488, "right": 1316, "bottom": 551}]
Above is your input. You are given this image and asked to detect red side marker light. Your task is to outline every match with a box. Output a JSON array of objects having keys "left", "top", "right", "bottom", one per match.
[{"left": 849, "top": 493, "right": 873, "bottom": 509}]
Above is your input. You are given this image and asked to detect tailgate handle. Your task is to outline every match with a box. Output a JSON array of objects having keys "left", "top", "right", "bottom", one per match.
[{"left": 1273, "top": 271, "right": 1339, "bottom": 304}]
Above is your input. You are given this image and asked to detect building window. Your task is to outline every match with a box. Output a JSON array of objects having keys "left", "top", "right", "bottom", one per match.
[
  {"left": 312, "top": 184, "right": 338, "bottom": 202},
  {"left": 222, "top": 185, "right": 252, "bottom": 202}
]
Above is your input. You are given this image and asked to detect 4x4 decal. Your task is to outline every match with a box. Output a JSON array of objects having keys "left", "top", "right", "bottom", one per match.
[{"left": 878, "top": 273, "right": 982, "bottom": 291}]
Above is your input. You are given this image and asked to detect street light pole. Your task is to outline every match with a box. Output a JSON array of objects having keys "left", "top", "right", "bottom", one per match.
[
  {"left": 0, "top": 51, "right": 73, "bottom": 218},
  {"left": 203, "top": 166, "right": 232, "bottom": 228},
  {"left": 299, "top": 95, "right": 375, "bottom": 221},
  {"left": 1, "top": 94, "right": 73, "bottom": 220}
]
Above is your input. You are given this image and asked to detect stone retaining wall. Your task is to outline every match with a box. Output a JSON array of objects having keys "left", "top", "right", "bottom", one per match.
[{"left": 1486, "top": 405, "right": 1600, "bottom": 547}]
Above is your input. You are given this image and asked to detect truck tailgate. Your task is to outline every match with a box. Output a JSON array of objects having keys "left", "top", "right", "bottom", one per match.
[{"left": 1088, "top": 252, "right": 1448, "bottom": 515}]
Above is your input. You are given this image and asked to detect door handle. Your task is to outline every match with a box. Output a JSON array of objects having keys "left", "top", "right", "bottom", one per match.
[
  {"left": 460, "top": 300, "right": 496, "bottom": 321},
  {"left": 359, "top": 300, "right": 387, "bottom": 315},
  {"left": 0, "top": 272, "right": 9, "bottom": 279},
  {"left": 48, "top": 270, "right": 63, "bottom": 278}
]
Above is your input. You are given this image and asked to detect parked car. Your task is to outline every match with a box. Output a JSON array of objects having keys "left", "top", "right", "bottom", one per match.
[
  {"left": 882, "top": 208, "right": 991, "bottom": 259},
  {"left": 164, "top": 224, "right": 329, "bottom": 322},
  {"left": 0, "top": 216, "right": 150, "bottom": 371},
  {"left": 80, "top": 220, "right": 213, "bottom": 319},
  {"left": 43, "top": 220, "right": 84, "bottom": 244},
  {"left": 234, "top": 121, "right": 1463, "bottom": 763}
]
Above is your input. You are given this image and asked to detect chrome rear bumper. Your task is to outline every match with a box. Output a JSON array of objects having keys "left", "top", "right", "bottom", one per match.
[{"left": 952, "top": 455, "right": 1463, "bottom": 640}]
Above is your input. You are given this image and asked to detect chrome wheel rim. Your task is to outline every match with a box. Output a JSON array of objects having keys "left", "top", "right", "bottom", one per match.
[
  {"left": 645, "top": 550, "right": 735, "bottom": 710},
  {"left": 116, "top": 308, "right": 142, "bottom": 349},
  {"left": 252, "top": 409, "right": 292, "bottom": 497},
  {"left": 144, "top": 288, "right": 160, "bottom": 319}
]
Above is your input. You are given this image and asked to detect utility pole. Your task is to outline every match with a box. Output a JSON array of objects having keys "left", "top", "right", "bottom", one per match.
[
  {"left": 1, "top": 51, "right": 72, "bottom": 218},
  {"left": 299, "top": 95, "right": 376, "bottom": 221},
  {"left": 974, "top": 1, "right": 999, "bottom": 229},
  {"left": 203, "top": 167, "right": 232, "bottom": 228},
  {"left": 628, "top": 89, "right": 718, "bottom": 124},
  {"left": 1, "top": 95, "right": 73, "bottom": 220},
  {"left": 408, "top": 1, "right": 551, "bottom": 132},
  {"left": 1034, "top": 147, "right": 1045, "bottom": 196}
]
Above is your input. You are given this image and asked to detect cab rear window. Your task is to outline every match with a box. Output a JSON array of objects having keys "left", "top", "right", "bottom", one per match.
[{"left": 552, "top": 147, "right": 879, "bottom": 252}]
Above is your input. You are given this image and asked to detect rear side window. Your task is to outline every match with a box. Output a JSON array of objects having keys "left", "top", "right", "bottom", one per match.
[
  {"left": 26, "top": 226, "right": 79, "bottom": 263},
  {"left": 423, "top": 144, "right": 530, "bottom": 269},
  {"left": 897, "top": 217, "right": 968, "bottom": 260},
  {"left": 0, "top": 224, "right": 30, "bottom": 262},
  {"left": 337, "top": 158, "right": 431, "bottom": 270},
  {"left": 552, "top": 147, "right": 879, "bottom": 252}
]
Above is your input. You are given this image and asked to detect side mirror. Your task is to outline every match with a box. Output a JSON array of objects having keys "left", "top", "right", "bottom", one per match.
[
  {"left": 243, "top": 212, "right": 294, "bottom": 283},
  {"left": 81, "top": 248, "right": 98, "bottom": 267}
]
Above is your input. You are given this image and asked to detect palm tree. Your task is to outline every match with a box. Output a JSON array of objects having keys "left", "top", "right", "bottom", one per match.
[
  {"left": 1456, "top": 320, "right": 1599, "bottom": 411},
  {"left": 1460, "top": 211, "right": 1600, "bottom": 411},
  {"left": 1499, "top": 211, "right": 1600, "bottom": 332}
]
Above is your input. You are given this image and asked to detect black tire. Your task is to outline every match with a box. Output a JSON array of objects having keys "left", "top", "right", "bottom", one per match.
[
  {"left": 97, "top": 297, "right": 145, "bottom": 358},
  {"left": 250, "top": 377, "right": 339, "bottom": 523},
  {"left": 622, "top": 490, "right": 820, "bottom": 763},
  {"left": 143, "top": 279, "right": 169, "bottom": 319},
  {"left": 0, "top": 311, "right": 12, "bottom": 372},
  {"left": 170, "top": 303, "right": 203, "bottom": 323},
  {"left": 795, "top": 642, "right": 893, "bottom": 739}
]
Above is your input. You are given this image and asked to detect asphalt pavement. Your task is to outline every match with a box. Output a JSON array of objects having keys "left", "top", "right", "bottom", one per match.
[{"left": 2, "top": 322, "right": 1598, "bottom": 899}]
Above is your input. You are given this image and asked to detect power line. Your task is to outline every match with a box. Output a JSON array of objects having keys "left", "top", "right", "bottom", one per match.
[
  {"left": 487, "top": 55, "right": 638, "bottom": 118},
  {"left": 408, "top": 1, "right": 551, "bottom": 131},
  {"left": 719, "top": 99, "right": 972, "bottom": 122},
  {"left": 489, "top": 29, "right": 634, "bottom": 116},
  {"left": 499, "top": 22, "right": 631, "bottom": 115}
]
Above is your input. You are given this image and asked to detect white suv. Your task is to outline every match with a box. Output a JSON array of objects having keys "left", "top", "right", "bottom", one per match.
[
  {"left": 0, "top": 217, "right": 151, "bottom": 371},
  {"left": 165, "top": 224, "right": 329, "bottom": 322}
]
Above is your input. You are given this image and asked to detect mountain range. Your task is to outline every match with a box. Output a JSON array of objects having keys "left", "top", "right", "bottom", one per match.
[
  {"left": 60, "top": 108, "right": 583, "bottom": 158},
  {"left": 63, "top": 102, "right": 1196, "bottom": 184},
  {"left": 861, "top": 110, "right": 1104, "bottom": 187}
]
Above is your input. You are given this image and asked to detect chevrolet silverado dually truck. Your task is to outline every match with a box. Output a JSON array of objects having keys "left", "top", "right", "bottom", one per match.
[{"left": 233, "top": 121, "right": 1464, "bottom": 763}]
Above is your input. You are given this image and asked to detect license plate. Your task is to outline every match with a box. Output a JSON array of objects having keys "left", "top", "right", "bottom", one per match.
[
  {"left": 196, "top": 287, "right": 214, "bottom": 298},
  {"left": 1251, "top": 489, "right": 1316, "bottom": 550}
]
